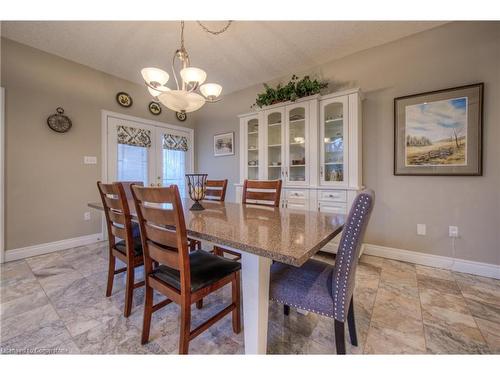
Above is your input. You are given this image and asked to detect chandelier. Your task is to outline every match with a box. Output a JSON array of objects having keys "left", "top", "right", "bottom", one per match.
[{"left": 141, "top": 21, "right": 232, "bottom": 113}]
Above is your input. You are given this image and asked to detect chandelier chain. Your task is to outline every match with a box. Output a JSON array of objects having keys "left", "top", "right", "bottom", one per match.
[
  {"left": 180, "top": 21, "right": 185, "bottom": 49},
  {"left": 196, "top": 21, "right": 232, "bottom": 35}
]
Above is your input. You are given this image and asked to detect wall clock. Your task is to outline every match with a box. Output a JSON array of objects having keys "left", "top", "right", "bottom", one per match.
[
  {"left": 176, "top": 111, "right": 187, "bottom": 122},
  {"left": 148, "top": 101, "right": 162, "bottom": 115},
  {"left": 47, "top": 107, "right": 72, "bottom": 133},
  {"left": 116, "top": 92, "right": 133, "bottom": 107}
]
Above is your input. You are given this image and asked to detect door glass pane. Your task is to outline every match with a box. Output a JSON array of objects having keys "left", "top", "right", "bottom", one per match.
[
  {"left": 288, "top": 107, "right": 306, "bottom": 182},
  {"left": 117, "top": 144, "right": 148, "bottom": 185},
  {"left": 247, "top": 118, "right": 259, "bottom": 180},
  {"left": 323, "top": 102, "right": 344, "bottom": 182},
  {"left": 162, "top": 149, "right": 187, "bottom": 197},
  {"left": 267, "top": 112, "right": 282, "bottom": 180}
]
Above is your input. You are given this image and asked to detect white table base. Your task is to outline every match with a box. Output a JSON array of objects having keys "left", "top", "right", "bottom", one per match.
[{"left": 241, "top": 251, "right": 272, "bottom": 354}]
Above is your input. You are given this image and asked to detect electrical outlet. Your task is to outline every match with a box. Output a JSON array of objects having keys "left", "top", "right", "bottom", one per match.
[
  {"left": 84, "top": 212, "right": 91, "bottom": 221},
  {"left": 84, "top": 156, "right": 97, "bottom": 165},
  {"left": 449, "top": 226, "right": 459, "bottom": 238},
  {"left": 417, "top": 224, "right": 426, "bottom": 236}
]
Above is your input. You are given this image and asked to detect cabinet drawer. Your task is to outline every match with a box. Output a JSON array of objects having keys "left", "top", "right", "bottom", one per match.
[
  {"left": 318, "top": 202, "right": 347, "bottom": 214},
  {"left": 319, "top": 190, "right": 347, "bottom": 202},
  {"left": 286, "top": 189, "right": 308, "bottom": 200},
  {"left": 286, "top": 201, "right": 308, "bottom": 211}
]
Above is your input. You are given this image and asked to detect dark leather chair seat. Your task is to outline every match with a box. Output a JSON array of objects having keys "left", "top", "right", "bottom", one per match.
[
  {"left": 152, "top": 250, "right": 241, "bottom": 292},
  {"left": 115, "top": 236, "right": 143, "bottom": 257}
]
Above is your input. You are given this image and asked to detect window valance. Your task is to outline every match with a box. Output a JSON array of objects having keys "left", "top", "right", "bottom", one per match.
[
  {"left": 163, "top": 134, "right": 188, "bottom": 152},
  {"left": 117, "top": 125, "right": 152, "bottom": 148}
]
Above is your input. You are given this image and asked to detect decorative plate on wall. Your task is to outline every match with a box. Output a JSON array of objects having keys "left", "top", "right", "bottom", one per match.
[
  {"left": 149, "top": 101, "right": 162, "bottom": 115},
  {"left": 176, "top": 111, "right": 187, "bottom": 122},
  {"left": 116, "top": 92, "right": 133, "bottom": 107},
  {"left": 47, "top": 107, "right": 72, "bottom": 133}
]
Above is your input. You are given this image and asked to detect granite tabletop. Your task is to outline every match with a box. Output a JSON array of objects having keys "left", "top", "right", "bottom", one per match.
[{"left": 88, "top": 199, "right": 345, "bottom": 267}]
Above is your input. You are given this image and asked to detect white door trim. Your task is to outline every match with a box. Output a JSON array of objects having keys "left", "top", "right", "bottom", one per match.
[
  {"left": 100, "top": 110, "right": 194, "bottom": 234},
  {"left": 0, "top": 88, "right": 5, "bottom": 263},
  {"left": 100, "top": 110, "right": 194, "bottom": 183}
]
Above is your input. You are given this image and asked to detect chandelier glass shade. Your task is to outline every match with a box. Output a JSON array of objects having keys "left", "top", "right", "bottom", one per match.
[
  {"left": 158, "top": 91, "right": 206, "bottom": 113},
  {"left": 141, "top": 21, "right": 230, "bottom": 113}
]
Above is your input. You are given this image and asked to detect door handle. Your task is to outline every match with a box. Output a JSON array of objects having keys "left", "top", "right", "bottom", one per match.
[{"left": 320, "top": 166, "right": 323, "bottom": 177}]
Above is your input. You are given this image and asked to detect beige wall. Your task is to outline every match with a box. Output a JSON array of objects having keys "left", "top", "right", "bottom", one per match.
[
  {"left": 195, "top": 21, "right": 500, "bottom": 265},
  {"left": 1, "top": 37, "right": 195, "bottom": 250}
]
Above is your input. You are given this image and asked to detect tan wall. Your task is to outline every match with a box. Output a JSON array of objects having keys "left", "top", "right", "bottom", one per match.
[
  {"left": 195, "top": 21, "right": 500, "bottom": 265},
  {"left": 1, "top": 37, "right": 195, "bottom": 250}
]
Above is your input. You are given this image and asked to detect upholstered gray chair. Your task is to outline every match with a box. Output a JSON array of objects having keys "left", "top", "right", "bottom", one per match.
[{"left": 269, "top": 189, "right": 375, "bottom": 354}]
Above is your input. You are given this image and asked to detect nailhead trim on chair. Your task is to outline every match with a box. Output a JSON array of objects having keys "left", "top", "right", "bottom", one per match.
[
  {"left": 269, "top": 190, "right": 374, "bottom": 323},
  {"left": 333, "top": 193, "right": 372, "bottom": 321},
  {"left": 270, "top": 298, "right": 335, "bottom": 318}
]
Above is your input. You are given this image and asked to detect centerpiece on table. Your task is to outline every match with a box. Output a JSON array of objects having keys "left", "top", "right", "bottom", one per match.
[{"left": 185, "top": 174, "right": 208, "bottom": 211}]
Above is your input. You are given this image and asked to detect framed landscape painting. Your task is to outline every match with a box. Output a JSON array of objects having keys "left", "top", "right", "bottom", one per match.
[
  {"left": 394, "top": 83, "right": 483, "bottom": 176},
  {"left": 214, "top": 132, "right": 234, "bottom": 157}
]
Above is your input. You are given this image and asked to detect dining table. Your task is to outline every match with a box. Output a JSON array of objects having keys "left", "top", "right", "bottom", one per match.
[{"left": 88, "top": 198, "right": 345, "bottom": 354}]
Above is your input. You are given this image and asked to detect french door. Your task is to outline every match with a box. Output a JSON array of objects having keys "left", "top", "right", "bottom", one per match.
[{"left": 106, "top": 114, "right": 193, "bottom": 197}]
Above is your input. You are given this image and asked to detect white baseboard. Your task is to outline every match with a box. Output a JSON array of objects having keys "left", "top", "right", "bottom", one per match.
[
  {"left": 363, "top": 243, "right": 500, "bottom": 280},
  {"left": 4, "top": 233, "right": 105, "bottom": 263}
]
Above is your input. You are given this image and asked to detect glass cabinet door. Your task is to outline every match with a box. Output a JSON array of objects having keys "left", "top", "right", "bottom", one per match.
[
  {"left": 320, "top": 97, "right": 348, "bottom": 185},
  {"left": 286, "top": 105, "right": 308, "bottom": 185},
  {"left": 247, "top": 117, "right": 259, "bottom": 180},
  {"left": 265, "top": 110, "right": 284, "bottom": 180}
]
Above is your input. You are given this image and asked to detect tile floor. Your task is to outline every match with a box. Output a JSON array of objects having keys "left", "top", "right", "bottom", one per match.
[{"left": 1, "top": 242, "right": 499, "bottom": 354}]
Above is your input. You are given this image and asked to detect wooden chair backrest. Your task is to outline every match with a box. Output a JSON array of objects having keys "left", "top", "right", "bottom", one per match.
[
  {"left": 97, "top": 181, "right": 134, "bottom": 250},
  {"left": 115, "top": 181, "right": 144, "bottom": 200},
  {"left": 242, "top": 179, "right": 282, "bottom": 207},
  {"left": 205, "top": 179, "right": 228, "bottom": 202},
  {"left": 131, "top": 185, "right": 190, "bottom": 292}
]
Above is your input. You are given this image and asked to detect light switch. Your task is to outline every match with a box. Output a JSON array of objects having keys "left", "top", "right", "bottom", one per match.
[
  {"left": 449, "top": 226, "right": 459, "bottom": 238},
  {"left": 417, "top": 224, "right": 426, "bottom": 236},
  {"left": 84, "top": 156, "right": 97, "bottom": 165}
]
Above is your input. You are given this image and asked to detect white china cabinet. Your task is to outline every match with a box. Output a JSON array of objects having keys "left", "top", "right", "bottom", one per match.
[
  {"left": 237, "top": 88, "right": 362, "bottom": 222},
  {"left": 240, "top": 115, "right": 262, "bottom": 181}
]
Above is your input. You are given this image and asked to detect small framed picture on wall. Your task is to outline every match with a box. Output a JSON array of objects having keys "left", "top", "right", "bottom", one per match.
[
  {"left": 214, "top": 132, "right": 234, "bottom": 157},
  {"left": 394, "top": 83, "right": 483, "bottom": 176}
]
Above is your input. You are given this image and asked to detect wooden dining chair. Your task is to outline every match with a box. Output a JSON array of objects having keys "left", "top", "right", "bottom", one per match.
[
  {"left": 242, "top": 179, "right": 282, "bottom": 207},
  {"left": 119, "top": 181, "right": 144, "bottom": 199},
  {"left": 114, "top": 181, "right": 144, "bottom": 237},
  {"left": 269, "top": 189, "right": 375, "bottom": 354},
  {"left": 97, "top": 181, "right": 145, "bottom": 317},
  {"left": 188, "top": 179, "right": 228, "bottom": 252},
  {"left": 131, "top": 184, "right": 242, "bottom": 354},
  {"left": 204, "top": 179, "right": 228, "bottom": 202},
  {"left": 213, "top": 179, "right": 282, "bottom": 260}
]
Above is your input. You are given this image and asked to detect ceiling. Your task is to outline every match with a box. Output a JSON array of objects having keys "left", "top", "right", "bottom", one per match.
[{"left": 1, "top": 21, "right": 446, "bottom": 94}]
